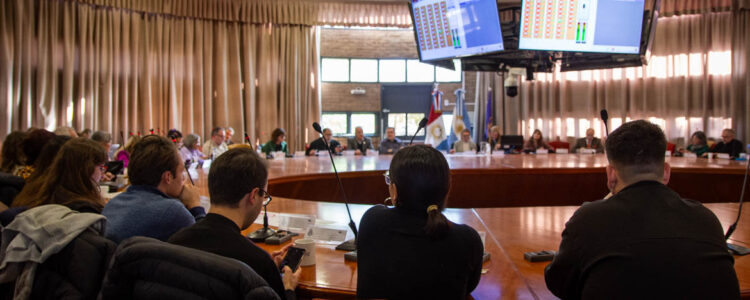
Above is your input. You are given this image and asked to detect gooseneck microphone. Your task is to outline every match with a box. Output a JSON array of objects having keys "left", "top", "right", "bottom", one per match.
[
  {"left": 313, "top": 122, "right": 358, "bottom": 254},
  {"left": 600, "top": 109, "right": 609, "bottom": 136},
  {"left": 725, "top": 144, "right": 750, "bottom": 255},
  {"left": 409, "top": 118, "right": 429, "bottom": 145}
]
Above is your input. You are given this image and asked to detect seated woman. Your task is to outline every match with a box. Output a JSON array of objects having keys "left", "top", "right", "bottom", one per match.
[
  {"left": 488, "top": 125, "right": 501, "bottom": 150},
  {"left": 12, "top": 138, "right": 108, "bottom": 213},
  {"left": 681, "top": 131, "right": 709, "bottom": 157},
  {"left": 0, "top": 131, "right": 28, "bottom": 174},
  {"left": 523, "top": 129, "right": 553, "bottom": 152},
  {"left": 114, "top": 135, "right": 141, "bottom": 168},
  {"left": 24, "top": 135, "right": 72, "bottom": 183},
  {"left": 167, "top": 129, "right": 183, "bottom": 146},
  {"left": 15, "top": 129, "right": 56, "bottom": 179},
  {"left": 261, "top": 128, "right": 288, "bottom": 155},
  {"left": 357, "top": 145, "right": 483, "bottom": 299},
  {"left": 180, "top": 134, "right": 209, "bottom": 164}
]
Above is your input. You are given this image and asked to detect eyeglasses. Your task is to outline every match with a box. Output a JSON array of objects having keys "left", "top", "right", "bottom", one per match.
[
  {"left": 258, "top": 188, "right": 272, "bottom": 206},
  {"left": 97, "top": 164, "right": 107, "bottom": 173},
  {"left": 383, "top": 171, "right": 391, "bottom": 185}
]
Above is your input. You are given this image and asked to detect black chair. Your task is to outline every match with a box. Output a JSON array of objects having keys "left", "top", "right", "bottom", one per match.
[
  {"left": 0, "top": 172, "right": 24, "bottom": 207},
  {"left": 0, "top": 229, "right": 116, "bottom": 300},
  {"left": 98, "top": 236, "right": 280, "bottom": 300}
]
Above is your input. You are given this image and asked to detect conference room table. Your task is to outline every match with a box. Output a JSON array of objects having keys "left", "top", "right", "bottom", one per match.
[{"left": 187, "top": 153, "right": 749, "bottom": 299}]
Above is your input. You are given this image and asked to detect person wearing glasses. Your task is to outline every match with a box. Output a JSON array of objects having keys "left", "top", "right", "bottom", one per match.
[
  {"left": 711, "top": 128, "right": 745, "bottom": 159},
  {"left": 169, "top": 148, "right": 301, "bottom": 300},
  {"left": 12, "top": 138, "right": 108, "bottom": 213},
  {"left": 356, "top": 145, "right": 484, "bottom": 299},
  {"left": 306, "top": 127, "right": 342, "bottom": 156},
  {"left": 103, "top": 135, "right": 205, "bottom": 243}
]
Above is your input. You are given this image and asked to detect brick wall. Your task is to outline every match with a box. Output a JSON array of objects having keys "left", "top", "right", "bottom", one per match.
[{"left": 320, "top": 28, "right": 476, "bottom": 113}]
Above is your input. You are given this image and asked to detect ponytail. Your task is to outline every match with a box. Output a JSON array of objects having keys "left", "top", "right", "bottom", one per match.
[{"left": 424, "top": 204, "right": 450, "bottom": 239}]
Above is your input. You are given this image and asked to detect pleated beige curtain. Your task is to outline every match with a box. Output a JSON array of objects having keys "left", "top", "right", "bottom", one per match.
[
  {"left": 518, "top": 8, "right": 750, "bottom": 143},
  {"left": 0, "top": 0, "right": 320, "bottom": 150}
]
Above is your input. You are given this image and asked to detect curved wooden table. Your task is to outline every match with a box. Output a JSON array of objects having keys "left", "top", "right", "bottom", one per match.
[
  {"left": 187, "top": 155, "right": 750, "bottom": 299},
  {"left": 264, "top": 154, "right": 749, "bottom": 207}
]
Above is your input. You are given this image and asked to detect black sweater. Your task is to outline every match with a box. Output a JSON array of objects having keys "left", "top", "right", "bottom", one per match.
[
  {"left": 713, "top": 139, "right": 745, "bottom": 158},
  {"left": 545, "top": 181, "right": 738, "bottom": 300},
  {"left": 356, "top": 205, "right": 483, "bottom": 299},
  {"left": 168, "top": 213, "right": 294, "bottom": 300}
]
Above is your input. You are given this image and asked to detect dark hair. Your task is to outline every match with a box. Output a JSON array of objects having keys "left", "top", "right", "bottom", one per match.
[
  {"left": 26, "top": 135, "right": 72, "bottom": 182},
  {"left": 12, "top": 138, "right": 107, "bottom": 212},
  {"left": 23, "top": 129, "right": 56, "bottom": 165},
  {"left": 208, "top": 148, "right": 268, "bottom": 207},
  {"left": 1, "top": 131, "right": 28, "bottom": 173},
  {"left": 271, "top": 128, "right": 286, "bottom": 143},
  {"left": 211, "top": 127, "right": 224, "bottom": 137},
  {"left": 128, "top": 135, "right": 180, "bottom": 187},
  {"left": 691, "top": 131, "right": 707, "bottom": 146},
  {"left": 78, "top": 128, "right": 92, "bottom": 137},
  {"left": 389, "top": 145, "right": 451, "bottom": 239},
  {"left": 605, "top": 120, "right": 667, "bottom": 179},
  {"left": 91, "top": 131, "right": 112, "bottom": 143},
  {"left": 167, "top": 129, "right": 183, "bottom": 141},
  {"left": 529, "top": 129, "right": 544, "bottom": 147}
]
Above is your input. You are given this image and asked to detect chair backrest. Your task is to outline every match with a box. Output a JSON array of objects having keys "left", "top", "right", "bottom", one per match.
[
  {"left": 548, "top": 141, "right": 570, "bottom": 151},
  {"left": 666, "top": 142, "right": 676, "bottom": 154},
  {"left": 98, "top": 236, "right": 280, "bottom": 300},
  {"left": 0, "top": 230, "right": 116, "bottom": 300}
]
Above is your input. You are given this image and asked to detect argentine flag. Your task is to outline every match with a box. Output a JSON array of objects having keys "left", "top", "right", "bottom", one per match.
[
  {"left": 425, "top": 87, "right": 448, "bottom": 150},
  {"left": 447, "top": 89, "right": 472, "bottom": 148}
]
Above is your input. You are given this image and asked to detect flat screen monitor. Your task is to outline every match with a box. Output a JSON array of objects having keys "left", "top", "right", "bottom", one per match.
[
  {"left": 410, "top": 0, "right": 505, "bottom": 62},
  {"left": 518, "top": 0, "right": 646, "bottom": 54},
  {"left": 500, "top": 135, "right": 524, "bottom": 149}
]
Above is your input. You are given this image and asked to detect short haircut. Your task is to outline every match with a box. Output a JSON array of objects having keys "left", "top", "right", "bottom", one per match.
[
  {"left": 323, "top": 128, "right": 331, "bottom": 134},
  {"left": 128, "top": 135, "right": 180, "bottom": 187},
  {"left": 461, "top": 128, "right": 470, "bottom": 134},
  {"left": 723, "top": 128, "right": 736, "bottom": 135},
  {"left": 208, "top": 148, "right": 268, "bottom": 207},
  {"left": 271, "top": 128, "right": 286, "bottom": 142},
  {"left": 605, "top": 120, "right": 666, "bottom": 179},
  {"left": 183, "top": 134, "right": 200, "bottom": 149},
  {"left": 386, "top": 127, "right": 395, "bottom": 131},
  {"left": 211, "top": 127, "right": 224, "bottom": 137},
  {"left": 226, "top": 127, "right": 235, "bottom": 134},
  {"left": 691, "top": 131, "right": 707, "bottom": 146},
  {"left": 91, "top": 131, "right": 112, "bottom": 143}
]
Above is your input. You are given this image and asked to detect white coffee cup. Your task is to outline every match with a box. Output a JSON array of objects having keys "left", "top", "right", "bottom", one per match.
[{"left": 294, "top": 238, "right": 316, "bottom": 266}]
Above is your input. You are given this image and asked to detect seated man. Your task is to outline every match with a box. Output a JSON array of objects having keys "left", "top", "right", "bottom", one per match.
[
  {"left": 306, "top": 128, "right": 341, "bottom": 156},
  {"left": 203, "top": 127, "right": 228, "bottom": 158},
  {"left": 378, "top": 127, "right": 402, "bottom": 155},
  {"left": 91, "top": 130, "right": 113, "bottom": 160},
  {"left": 572, "top": 128, "right": 604, "bottom": 153},
  {"left": 103, "top": 135, "right": 205, "bottom": 243},
  {"left": 450, "top": 129, "right": 476, "bottom": 153},
  {"left": 712, "top": 128, "right": 745, "bottom": 159},
  {"left": 347, "top": 126, "right": 373, "bottom": 155},
  {"left": 545, "top": 120, "right": 738, "bottom": 299},
  {"left": 169, "top": 148, "right": 300, "bottom": 300},
  {"left": 225, "top": 126, "right": 235, "bottom": 145}
]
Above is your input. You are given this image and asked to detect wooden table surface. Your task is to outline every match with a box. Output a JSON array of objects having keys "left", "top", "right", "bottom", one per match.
[
  {"left": 258, "top": 154, "right": 749, "bottom": 208},
  {"left": 187, "top": 155, "right": 750, "bottom": 299}
]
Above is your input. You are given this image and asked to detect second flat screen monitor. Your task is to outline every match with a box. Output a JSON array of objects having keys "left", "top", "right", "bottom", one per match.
[
  {"left": 518, "top": 0, "right": 645, "bottom": 54},
  {"left": 411, "top": 0, "right": 505, "bottom": 61}
]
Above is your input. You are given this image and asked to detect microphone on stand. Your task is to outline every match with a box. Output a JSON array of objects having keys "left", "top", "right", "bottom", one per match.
[
  {"left": 726, "top": 144, "right": 750, "bottom": 255},
  {"left": 313, "top": 122, "right": 359, "bottom": 258},
  {"left": 600, "top": 109, "right": 609, "bottom": 137},
  {"left": 244, "top": 133, "right": 251, "bottom": 144},
  {"left": 409, "top": 118, "right": 429, "bottom": 146},
  {"left": 247, "top": 195, "right": 276, "bottom": 242}
]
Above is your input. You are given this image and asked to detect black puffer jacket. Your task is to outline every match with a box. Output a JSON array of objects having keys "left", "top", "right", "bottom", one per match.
[
  {"left": 98, "top": 236, "right": 280, "bottom": 300},
  {"left": 0, "top": 229, "right": 116, "bottom": 300}
]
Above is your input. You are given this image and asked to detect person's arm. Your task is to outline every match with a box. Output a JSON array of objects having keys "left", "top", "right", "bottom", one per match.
[
  {"left": 465, "top": 228, "right": 484, "bottom": 295},
  {"left": 282, "top": 142, "right": 289, "bottom": 154},
  {"left": 523, "top": 140, "right": 534, "bottom": 151},
  {"left": 572, "top": 139, "right": 582, "bottom": 152},
  {"left": 202, "top": 143, "right": 212, "bottom": 157},
  {"left": 732, "top": 140, "right": 744, "bottom": 158},
  {"left": 378, "top": 141, "right": 386, "bottom": 154},
  {"left": 544, "top": 210, "right": 586, "bottom": 300}
]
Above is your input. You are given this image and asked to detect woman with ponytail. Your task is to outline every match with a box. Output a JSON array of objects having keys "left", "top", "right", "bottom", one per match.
[{"left": 356, "top": 145, "right": 483, "bottom": 299}]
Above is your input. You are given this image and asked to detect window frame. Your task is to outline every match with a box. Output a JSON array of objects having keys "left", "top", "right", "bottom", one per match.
[
  {"left": 320, "top": 56, "right": 462, "bottom": 83},
  {"left": 321, "top": 111, "right": 380, "bottom": 137}
]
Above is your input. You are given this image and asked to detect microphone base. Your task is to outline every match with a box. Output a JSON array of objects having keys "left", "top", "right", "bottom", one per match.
[
  {"left": 344, "top": 250, "right": 357, "bottom": 262},
  {"left": 335, "top": 239, "right": 357, "bottom": 251},
  {"left": 247, "top": 227, "right": 277, "bottom": 242},
  {"left": 728, "top": 243, "right": 750, "bottom": 256}
]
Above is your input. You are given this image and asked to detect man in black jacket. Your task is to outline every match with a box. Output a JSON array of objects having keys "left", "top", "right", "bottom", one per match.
[
  {"left": 306, "top": 127, "right": 341, "bottom": 156},
  {"left": 169, "top": 148, "right": 300, "bottom": 300},
  {"left": 712, "top": 128, "right": 745, "bottom": 159},
  {"left": 545, "top": 120, "right": 739, "bottom": 299}
]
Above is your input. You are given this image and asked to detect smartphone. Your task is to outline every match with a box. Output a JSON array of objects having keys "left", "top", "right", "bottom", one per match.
[{"left": 279, "top": 247, "right": 306, "bottom": 272}]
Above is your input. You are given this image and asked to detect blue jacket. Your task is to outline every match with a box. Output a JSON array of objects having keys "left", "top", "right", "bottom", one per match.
[{"left": 102, "top": 185, "right": 206, "bottom": 243}]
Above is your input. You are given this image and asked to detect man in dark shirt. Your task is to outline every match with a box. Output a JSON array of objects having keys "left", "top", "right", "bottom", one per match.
[
  {"left": 545, "top": 120, "right": 738, "bottom": 299},
  {"left": 378, "top": 127, "right": 402, "bottom": 154},
  {"left": 712, "top": 128, "right": 745, "bottom": 158},
  {"left": 306, "top": 128, "right": 341, "bottom": 156},
  {"left": 169, "top": 148, "right": 300, "bottom": 300}
]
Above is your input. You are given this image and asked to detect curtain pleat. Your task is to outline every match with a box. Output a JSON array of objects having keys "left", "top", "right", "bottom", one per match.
[{"left": 0, "top": 0, "right": 320, "bottom": 151}]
